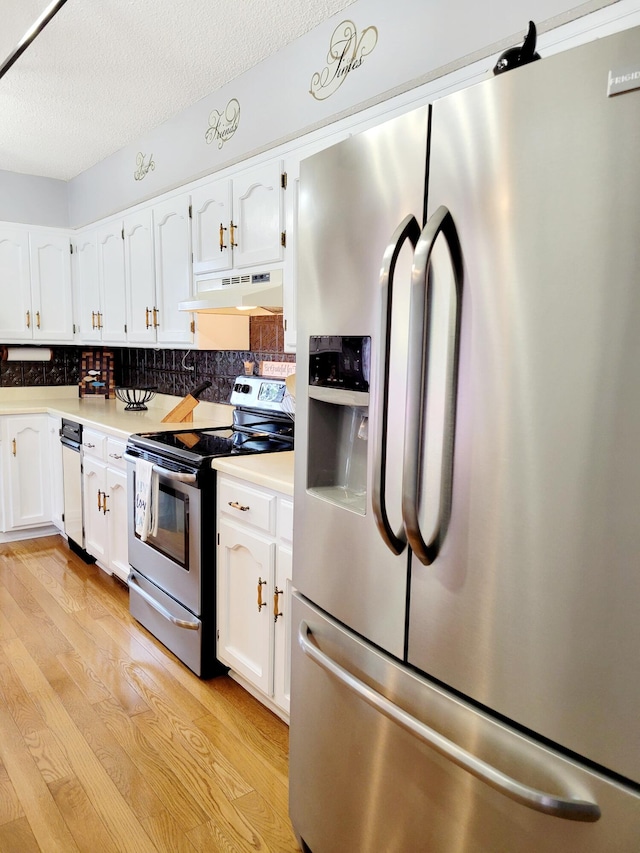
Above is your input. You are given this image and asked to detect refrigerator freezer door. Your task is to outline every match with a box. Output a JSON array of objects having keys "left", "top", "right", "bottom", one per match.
[
  {"left": 294, "top": 107, "right": 429, "bottom": 658},
  {"left": 290, "top": 593, "right": 640, "bottom": 853},
  {"left": 409, "top": 26, "right": 640, "bottom": 783}
]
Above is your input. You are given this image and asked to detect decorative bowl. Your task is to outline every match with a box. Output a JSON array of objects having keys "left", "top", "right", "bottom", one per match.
[{"left": 115, "top": 387, "right": 157, "bottom": 411}]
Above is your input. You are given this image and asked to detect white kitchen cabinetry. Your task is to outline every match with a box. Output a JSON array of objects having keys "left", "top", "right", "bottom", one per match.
[
  {"left": 75, "top": 222, "right": 127, "bottom": 343},
  {"left": 0, "top": 414, "right": 51, "bottom": 531},
  {"left": 217, "top": 474, "right": 293, "bottom": 719},
  {"left": 0, "top": 225, "right": 73, "bottom": 343},
  {"left": 124, "top": 208, "right": 157, "bottom": 344},
  {"left": 153, "top": 194, "right": 194, "bottom": 345},
  {"left": 191, "top": 160, "right": 285, "bottom": 275},
  {"left": 82, "top": 430, "right": 129, "bottom": 581}
]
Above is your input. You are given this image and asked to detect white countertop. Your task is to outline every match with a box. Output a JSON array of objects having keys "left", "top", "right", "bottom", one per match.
[
  {"left": 0, "top": 386, "right": 295, "bottom": 494},
  {"left": 0, "top": 386, "right": 234, "bottom": 440},
  {"left": 212, "top": 451, "right": 294, "bottom": 496}
]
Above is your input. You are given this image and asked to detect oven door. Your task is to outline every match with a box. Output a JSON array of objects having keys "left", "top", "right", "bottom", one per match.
[{"left": 126, "top": 459, "right": 202, "bottom": 615}]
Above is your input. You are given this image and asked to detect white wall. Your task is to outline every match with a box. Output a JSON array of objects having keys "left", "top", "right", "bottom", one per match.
[
  {"left": 67, "top": 0, "right": 618, "bottom": 227},
  {"left": 0, "top": 169, "right": 69, "bottom": 227}
]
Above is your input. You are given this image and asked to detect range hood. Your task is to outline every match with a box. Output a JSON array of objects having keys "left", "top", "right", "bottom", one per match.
[{"left": 180, "top": 269, "right": 283, "bottom": 316}]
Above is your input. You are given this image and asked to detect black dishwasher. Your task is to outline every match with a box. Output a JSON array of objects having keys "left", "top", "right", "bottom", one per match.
[{"left": 60, "top": 419, "right": 94, "bottom": 561}]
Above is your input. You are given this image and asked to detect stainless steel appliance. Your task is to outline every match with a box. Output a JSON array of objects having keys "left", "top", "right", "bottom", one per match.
[
  {"left": 125, "top": 375, "right": 293, "bottom": 677},
  {"left": 290, "top": 25, "right": 640, "bottom": 852},
  {"left": 60, "top": 418, "right": 93, "bottom": 561}
]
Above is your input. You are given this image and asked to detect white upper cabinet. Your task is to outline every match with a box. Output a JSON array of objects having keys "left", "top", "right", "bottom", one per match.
[
  {"left": 191, "top": 179, "right": 232, "bottom": 275},
  {"left": 191, "top": 160, "right": 285, "bottom": 276},
  {"left": 153, "top": 194, "right": 194, "bottom": 345},
  {"left": 75, "top": 222, "right": 127, "bottom": 343},
  {"left": 0, "top": 225, "right": 73, "bottom": 343},
  {"left": 74, "top": 229, "right": 101, "bottom": 342},
  {"left": 124, "top": 208, "right": 156, "bottom": 344},
  {"left": 0, "top": 227, "right": 32, "bottom": 341},
  {"left": 96, "top": 221, "right": 127, "bottom": 343}
]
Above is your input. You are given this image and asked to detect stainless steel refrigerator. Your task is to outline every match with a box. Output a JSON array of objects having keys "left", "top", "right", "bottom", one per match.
[{"left": 290, "top": 24, "right": 640, "bottom": 853}]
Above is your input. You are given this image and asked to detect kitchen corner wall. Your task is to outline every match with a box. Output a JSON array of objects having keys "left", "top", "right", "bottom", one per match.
[{"left": 0, "top": 316, "right": 294, "bottom": 403}]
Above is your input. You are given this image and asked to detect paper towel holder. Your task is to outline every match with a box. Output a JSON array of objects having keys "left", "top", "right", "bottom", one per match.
[{"left": 1, "top": 346, "right": 53, "bottom": 362}]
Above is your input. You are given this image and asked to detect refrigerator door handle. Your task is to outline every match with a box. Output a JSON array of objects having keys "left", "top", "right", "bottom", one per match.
[
  {"left": 402, "top": 205, "right": 463, "bottom": 565},
  {"left": 372, "top": 213, "right": 421, "bottom": 555},
  {"left": 298, "top": 620, "right": 601, "bottom": 823}
]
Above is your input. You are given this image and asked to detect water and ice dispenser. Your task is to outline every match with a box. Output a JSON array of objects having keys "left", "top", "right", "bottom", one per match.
[{"left": 306, "top": 335, "right": 370, "bottom": 515}]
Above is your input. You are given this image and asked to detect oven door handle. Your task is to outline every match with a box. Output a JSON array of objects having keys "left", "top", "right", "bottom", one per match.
[
  {"left": 124, "top": 452, "right": 197, "bottom": 484},
  {"left": 129, "top": 574, "right": 200, "bottom": 630}
]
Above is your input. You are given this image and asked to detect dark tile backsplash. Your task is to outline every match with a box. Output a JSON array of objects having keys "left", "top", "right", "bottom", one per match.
[{"left": 1, "top": 316, "right": 295, "bottom": 404}]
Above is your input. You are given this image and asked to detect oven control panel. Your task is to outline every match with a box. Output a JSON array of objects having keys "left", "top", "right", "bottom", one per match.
[{"left": 230, "top": 375, "right": 288, "bottom": 413}]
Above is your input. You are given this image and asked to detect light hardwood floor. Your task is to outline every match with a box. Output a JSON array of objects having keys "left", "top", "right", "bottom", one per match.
[{"left": 0, "top": 535, "right": 301, "bottom": 853}]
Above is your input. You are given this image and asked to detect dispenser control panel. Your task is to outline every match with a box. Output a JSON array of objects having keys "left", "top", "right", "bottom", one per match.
[{"left": 309, "top": 336, "right": 370, "bottom": 392}]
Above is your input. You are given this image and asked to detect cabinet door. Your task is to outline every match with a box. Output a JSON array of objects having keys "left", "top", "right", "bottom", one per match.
[
  {"left": 0, "top": 227, "right": 32, "bottom": 341},
  {"left": 191, "top": 180, "right": 232, "bottom": 275},
  {"left": 153, "top": 195, "right": 194, "bottom": 345},
  {"left": 97, "top": 222, "right": 127, "bottom": 343},
  {"left": 274, "top": 542, "right": 293, "bottom": 714},
  {"left": 124, "top": 209, "right": 157, "bottom": 344},
  {"left": 29, "top": 230, "right": 74, "bottom": 342},
  {"left": 83, "top": 456, "right": 108, "bottom": 564},
  {"left": 106, "top": 467, "right": 129, "bottom": 582},
  {"left": 232, "top": 162, "right": 284, "bottom": 269},
  {"left": 74, "top": 230, "right": 102, "bottom": 342},
  {"left": 217, "top": 517, "right": 275, "bottom": 695},
  {"left": 3, "top": 415, "right": 51, "bottom": 529}
]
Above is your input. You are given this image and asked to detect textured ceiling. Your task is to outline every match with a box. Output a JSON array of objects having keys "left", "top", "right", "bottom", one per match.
[{"left": 0, "top": 0, "right": 356, "bottom": 181}]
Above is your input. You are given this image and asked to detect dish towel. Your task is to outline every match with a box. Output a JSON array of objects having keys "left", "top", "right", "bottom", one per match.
[{"left": 134, "top": 459, "right": 159, "bottom": 542}]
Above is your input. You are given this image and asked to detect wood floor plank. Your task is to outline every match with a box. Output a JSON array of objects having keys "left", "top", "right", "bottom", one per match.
[
  {"left": 0, "top": 704, "right": 80, "bottom": 852},
  {"left": 0, "top": 766, "right": 24, "bottom": 826},
  {"left": 42, "top": 656, "right": 167, "bottom": 824},
  {"left": 141, "top": 809, "right": 200, "bottom": 853},
  {"left": 0, "top": 648, "right": 72, "bottom": 785},
  {"left": 0, "top": 578, "right": 72, "bottom": 663},
  {"left": 94, "top": 696, "right": 211, "bottom": 833},
  {"left": 3, "top": 637, "right": 158, "bottom": 853},
  {"left": 0, "top": 816, "right": 41, "bottom": 853},
  {"left": 49, "top": 775, "right": 119, "bottom": 853},
  {"left": 233, "top": 789, "right": 300, "bottom": 853}
]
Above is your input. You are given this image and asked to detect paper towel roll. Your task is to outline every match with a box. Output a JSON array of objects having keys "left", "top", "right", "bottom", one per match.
[{"left": 1, "top": 346, "right": 53, "bottom": 362}]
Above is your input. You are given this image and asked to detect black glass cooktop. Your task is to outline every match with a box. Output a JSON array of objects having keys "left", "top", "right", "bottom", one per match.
[{"left": 127, "top": 425, "right": 293, "bottom": 469}]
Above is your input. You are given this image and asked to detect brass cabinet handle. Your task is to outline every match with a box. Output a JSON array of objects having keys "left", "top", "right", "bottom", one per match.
[
  {"left": 153, "top": 307, "right": 159, "bottom": 328},
  {"left": 219, "top": 222, "right": 227, "bottom": 252},
  {"left": 26, "top": 310, "right": 31, "bottom": 329},
  {"left": 102, "top": 493, "right": 109, "bottom": 514},
  {"left": 228, "top": 500, "right": 250, "bottom": 512},
  {"left": 229, "top": 220, "right": 237, "bottom": 249},
  {"left": 12, "top": 438, "right": 17, "bottom": 456},
  {"left": 257, "top": 577, "right": 267, "bottom": 612},
  {"left": 273, "top": 586, "right": 283, "bottom": 623},
  {"left": 92, "top": 311, "right": 97, "bottom": 329},
  {"left": 145, "top": 307, "right": 151, "bottom": 329},
  {"left": 36, "top": 310, "right": 41, "bottom": 329},
  {"left": 97, "top": 490, "right": 103, "bottom": 512},
  {"left": 97, "top": 311, "right": 103, "bottom": 330}
]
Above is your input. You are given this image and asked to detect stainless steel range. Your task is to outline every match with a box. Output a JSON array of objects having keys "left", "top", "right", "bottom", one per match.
[{"left": 124, "top": 375, "right": 294, "bottom": 677}]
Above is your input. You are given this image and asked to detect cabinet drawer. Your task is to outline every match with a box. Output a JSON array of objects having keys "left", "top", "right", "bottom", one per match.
[
  {"left": 219, "top": 476, "right": 276, "bottom": 535},
  {"left": 278, "top": 497, "right": 294, "bottom": 543},
  {"left": 82, "top": 429, "right": 106, "bottom": 460},
  {"left": 106, "top": 437, "right": 127, "bottom": 471}
]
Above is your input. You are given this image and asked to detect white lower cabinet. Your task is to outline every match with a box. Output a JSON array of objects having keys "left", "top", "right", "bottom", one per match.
[
  {"left": 48, "top": 415, "right": 64, "bottom": 532},
  {"left": 0, "top": 414, "right": 52, "bottom": 533},
  {"left": 217, "top": 474, "right": 293, "bottom": 719},
  {"left": 82, "top": 430, "right": 129, "bottom": 582}
]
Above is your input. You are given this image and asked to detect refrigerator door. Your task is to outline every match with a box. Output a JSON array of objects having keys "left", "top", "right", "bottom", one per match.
[
  {"left": 290, "top": 593, "right": 640, "bottom": 853},
  {"left": 408, "top": 26, "right": 640, "bottom": 783},
  {"left": 294, "top": 107, "right": 429, "bottom": 658}
]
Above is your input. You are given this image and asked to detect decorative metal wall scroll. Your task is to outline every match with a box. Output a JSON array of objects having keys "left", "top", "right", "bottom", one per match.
[
  {"left": 134, "top": 152, "right": 155, "bottom": 181},
  {"left": 310, "top": 20, "right": 378, "bottom": 101},
  {"left": 205, "top": 98, "right": 241, "bottom": 148}
]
